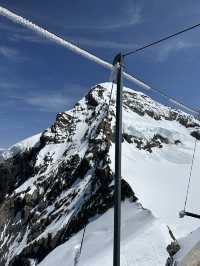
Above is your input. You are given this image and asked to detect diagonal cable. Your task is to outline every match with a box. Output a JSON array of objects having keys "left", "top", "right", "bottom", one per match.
[{"left": 124, "top": 22, "right": 200, "bottom": 57}]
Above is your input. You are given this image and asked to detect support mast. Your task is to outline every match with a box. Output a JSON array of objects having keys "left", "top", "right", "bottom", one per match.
[{"left": 113, "top": 53, "right": 124, "bottom": 266}]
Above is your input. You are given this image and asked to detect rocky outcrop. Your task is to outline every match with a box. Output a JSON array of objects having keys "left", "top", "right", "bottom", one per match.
[
  {"left": 191, "top": 130, "right": 200, "bottom": 140},
  {"left": 0, "top": 142, "right": 44, "bottom": 203},
  {"left": 0, "top": 84, "right": 136, "bottom": 265}
]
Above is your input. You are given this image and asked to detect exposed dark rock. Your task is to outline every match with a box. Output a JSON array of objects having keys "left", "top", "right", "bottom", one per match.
[
  {"left": 153, "top": 134, "right": 169, "bottom": 144},
  {"left": 133, "top": 138, "right": 143, "bottom": 150},
  {"left": 123, "top": 133, "right": 133, "bottom": 143},
  {"left": 73, "top": 157, "right": 91, "bottom": 179},
  {"left": 166, "top": 110, "right": 179, "bottom": 121},
  {"left": 41, "top": 112, "right": 74, "bottom": 144},
  {"left": 174, "top": 140, "right": 182, "bottom": 145},
  {"left": 191, "top": 130, "right": 200, "bottom": 140},
  {"left": 146, "top": 110, "right": 161, "bottom": 120},
  {"left": 144, "top": 139, "right": 162, "bottom": 153},
  {"left": 177, "top": 115, "right": 199, "bottom": 128},
  {"left": 165, "top": 257, "right": 174, "bottom": 266},
  {"left": 0, "top": 142, "right": 44, "bottom": 204},
  {"left": 121, "top": 179, "right": 137, "bottom": 201},
  {"left": 10, "top": 257, "right": 31, "bottom": 266},
  {"left": 167, "top": 241, "right": 181, "bottom": 257},
  {"left": 86, "top": 90, "right": 99, "bottom": 107}
]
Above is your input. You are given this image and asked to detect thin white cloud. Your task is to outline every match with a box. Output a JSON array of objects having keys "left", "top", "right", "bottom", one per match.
[
  {"left": 64, "top": 3, "right": 143, "bottom": 30},
  {"left": 0, "top": 20, "right": 47, "bottom": 45},
  {"left": 0, "top": 45, "right": 18, "bottom": 58},
  {"left": 7, "top": 89, "right": 79, "bottom": 112},
  {"left": 155, "top": 40, "right": 200, "bottom": 62},
  {"left": 69, "top": 37, "right": 138, "bottom": 50},
  {"left": 0, "top": 22, "right": 19, "bottom": 31},
  {"left": 0, "top": 80, "right": 18, "bottom": 89},
  {"left": 0, "top": 79, "right": 85, "bottom": 112},
  {"left": 25, "top": 94, "right": 72, "bottom": 112},
  {"left": 8, "top": 32, "right": 49, "bottom": 44},
  {"left": 0, "top": 45, "right": 28, "bottom": 61},
  {"left": 124, "top": 4, "right": 143, "bottom": 28}
]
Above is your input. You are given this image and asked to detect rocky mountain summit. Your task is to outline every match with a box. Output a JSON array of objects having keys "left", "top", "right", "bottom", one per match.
[{"left": 0, "top": 83, "right": 199, "bottom": 266}]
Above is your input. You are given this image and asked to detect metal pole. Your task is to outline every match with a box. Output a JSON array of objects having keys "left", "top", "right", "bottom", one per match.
[
  {"left": 183, "top": 211, "right": 200, "bottom": 219},
  {"left": 113, "top": 53, "right": 123, "bottom": 266}
]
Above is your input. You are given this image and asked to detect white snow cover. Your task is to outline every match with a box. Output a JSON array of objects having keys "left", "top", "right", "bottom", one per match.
[
  {"left": 92, "top": 82, "right": 200, "bottom": 238},
  {"left": 113, "top": 113, "right": 200, "bottom": 237},
  {"left": 174, "top": 227, "right": 200, "bottom": 262},
  {"left": 0, "top": 149, "right": 5, "bottom": 159},
  {"left": 39, "top": 202, "right": 171, "bottom": 266},
  {"left": 2, "top": 133, "right": 41, "bottom": 159}
]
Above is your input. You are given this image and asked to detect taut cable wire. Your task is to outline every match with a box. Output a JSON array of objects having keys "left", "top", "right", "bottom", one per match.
[
  {"left": 184, "top": 138, "right": 198, "bottom": 211},
  {"left": 124, "top": 22, "right": 200, "bottom": 57}
]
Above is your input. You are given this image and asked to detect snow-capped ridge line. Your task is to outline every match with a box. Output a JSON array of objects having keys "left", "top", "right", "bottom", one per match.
[
  {"left": 2, "top": 133, "right": 41, "bottom": 160},
  {"left": 3, "top": 82, "right": 198, "bottom": 157}
]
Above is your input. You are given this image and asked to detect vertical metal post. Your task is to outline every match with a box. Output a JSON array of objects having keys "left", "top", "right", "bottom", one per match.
[{"left": 113, "top": 53, "right": 123, "bottom": 266}]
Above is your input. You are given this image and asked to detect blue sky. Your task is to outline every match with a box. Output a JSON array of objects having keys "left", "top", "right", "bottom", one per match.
[{"left": 0, "top": 0, "right": 200, "bottom": 148}]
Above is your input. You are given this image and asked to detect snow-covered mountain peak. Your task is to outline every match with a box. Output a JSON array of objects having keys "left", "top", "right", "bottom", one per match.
[{"left": 0, "top": 82, "right": 200, "bottom": 266}]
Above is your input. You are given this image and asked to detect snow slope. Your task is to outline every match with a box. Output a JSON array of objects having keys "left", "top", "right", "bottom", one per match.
[
  {"left": 102, "top": 82, "right": 200, "bottom": 238},
  {"left": 39, "top": 201, "right": 171, "bottom": 266},
  {"left": 175, "top": 227, "right": 200, "bottom": 263},
  {"left": 116, "top": 113, "right": 200, "bottom": 237},
  {"left": 0, "top": 149, "right": 5, "bottom": 157}
]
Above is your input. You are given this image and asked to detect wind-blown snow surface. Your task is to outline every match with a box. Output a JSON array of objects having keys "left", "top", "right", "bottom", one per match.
[
  {"left": 39, "top": 202, "right": 170, "bottom": 266},
  {"left": 1, "top": 82, "right": 200, "bottom": 265}
]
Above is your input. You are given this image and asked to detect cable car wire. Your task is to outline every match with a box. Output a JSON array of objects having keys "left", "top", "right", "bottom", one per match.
[
  {"left": 183, "top": 138, "right": 198, "bottom": 211},
  {"left": 124, "top": 22, "right": 200, "bottom": 57}
]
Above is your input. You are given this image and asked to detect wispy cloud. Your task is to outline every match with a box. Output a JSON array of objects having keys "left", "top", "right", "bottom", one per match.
[
  {"left": 8, "top": 32, "right": 46, "bottom": 44},
  {"left": 0, "top": 78, "right": 27, "bottom": 93},
  {"left": 8, "top": 92, "right": 73, "bottom": 112},
  {"left": 0, "top": 44, "right": 28, "bottom": 61},
  {"left": 0, "top": 22, "right": 19, "bottom": 32},
  {"left": 64, "top": 3, "right": 143, "bottom": 31},
  {"left": 0, "top": 45, "right": 19, "bottom": 58},
  {"left": 0, "top": 20, "right": 47, "bottom": 45},
  {"left": 155, "top": 40, "right": 200, "bottom": 62},
  {"left": 22, "top": 93, "right": 73, "bottom": 112},
  {"left": 0, "top": 80, "right": 81, "bottom": 112},
  {"left": 68, "top": 37, "right": 138, "bottom": 51},
  {"left": 0, "top": 23, "right": 32, "bottom": 60}
]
